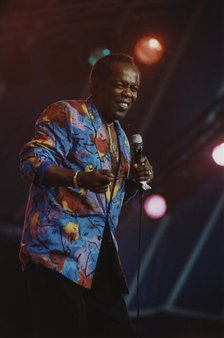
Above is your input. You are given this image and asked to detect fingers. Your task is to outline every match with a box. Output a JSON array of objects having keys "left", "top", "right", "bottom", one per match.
[
  {"left": 92, "top": 170, "right": 114, "bottom": 193},
  {"left": 78, "top": 169, "right": 116, "bottom": 194},
  {"left": 98, "top": 170, "right": 114, "bottom": 186},
  {"left": 99, "top": 169, "right": 114, "bottom": 180},
  {"left": 134, "top": 158, "right": 154, "bottom": 182},
  {"left": 94, "top": 185, "right": 110, "bottom": 193},
  {"left": 93, "top": 181, "right": 111, "bottom": 193}
]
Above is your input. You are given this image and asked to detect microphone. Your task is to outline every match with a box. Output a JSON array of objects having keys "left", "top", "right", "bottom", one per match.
[{"left": 131, "top": 134, "right": 151, "bottom": 191}]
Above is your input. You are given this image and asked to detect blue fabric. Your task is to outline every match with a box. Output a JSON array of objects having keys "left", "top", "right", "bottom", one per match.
[{"left": 20, "top": 99, "right": 132, "bottom": 288}]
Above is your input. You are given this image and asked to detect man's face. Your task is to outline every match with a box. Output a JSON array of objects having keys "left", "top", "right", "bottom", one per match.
[{"left": 93, "top": 62, "right": 140, "bottom": 122}]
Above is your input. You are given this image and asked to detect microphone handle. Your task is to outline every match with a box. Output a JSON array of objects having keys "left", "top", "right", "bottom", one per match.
[
  {"left": 134, "top": 151, "right": 152, "bottom": 191},
  {"left": 139, "top": 181, "right": 152, "bottom": 191}
]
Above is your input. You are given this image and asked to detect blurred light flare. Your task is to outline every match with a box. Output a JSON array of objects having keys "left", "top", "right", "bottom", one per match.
[
  {"left": 134, "top": 35, "right": 164, "bottom": 64},
  {"left": 144, "top": 194, "right": 167, "bottom": 219},
  {"left": 88, "top": 48, "right": 110, "bottom": 66},
  {"left": 148, "top": 38, "right": 162, "bottom": 50},
  {"left": 212, "top": 143, "right": 224, "bottom": 166}
]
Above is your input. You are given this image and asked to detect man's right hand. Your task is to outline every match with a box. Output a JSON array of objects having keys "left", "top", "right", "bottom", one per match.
[
  {"left": 77, "top": 170, "right": 114, "bottom": 193},
  {"left": 43, "top": 165, "right": 114, "bottom": 193}
]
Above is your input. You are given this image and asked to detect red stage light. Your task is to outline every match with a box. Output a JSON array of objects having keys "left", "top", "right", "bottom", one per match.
[
  {"left": 144, "top": 194, "right": 167, "bottom": 219},
  {"left": 134, "top": 35, "right": 163, "bottom": 64}
]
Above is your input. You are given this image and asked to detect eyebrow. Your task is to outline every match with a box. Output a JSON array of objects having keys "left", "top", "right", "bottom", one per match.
[{"left": 113, "top": 79, "right": 139, "bottom": 86}]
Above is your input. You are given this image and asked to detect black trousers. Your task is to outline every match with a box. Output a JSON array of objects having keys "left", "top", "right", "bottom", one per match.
[{"left": 25, "top": 233, "right": 134, "bottom": 338}]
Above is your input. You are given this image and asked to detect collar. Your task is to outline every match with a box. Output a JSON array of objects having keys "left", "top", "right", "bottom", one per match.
[{"left": 86, "top": 97, "right": 121, "bottom": 131}]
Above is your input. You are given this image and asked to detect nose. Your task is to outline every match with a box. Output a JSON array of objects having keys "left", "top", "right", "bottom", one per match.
[{"left": 121, "top": 86, "right": 133, "bottom": 97}]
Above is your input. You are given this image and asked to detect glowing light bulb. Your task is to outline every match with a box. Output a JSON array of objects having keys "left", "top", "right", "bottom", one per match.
[
  {"left": 144, "top": 194, "right": 167, "bottom": 219},
  {"left": 148, "top": 38, "right": 162, "bottom": 50},
  {"left": 212, "top": 143, "right": 224, "bottom": 166},
  {"left": 134, "top": 35, "right": 164, "bottom": 64}
]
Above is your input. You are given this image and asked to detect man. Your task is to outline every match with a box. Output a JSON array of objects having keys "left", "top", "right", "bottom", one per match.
[{"left": 20, "top": 53, "right": 153, "bottom": 337}]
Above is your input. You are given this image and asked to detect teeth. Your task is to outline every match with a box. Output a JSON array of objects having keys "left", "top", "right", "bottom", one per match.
[{"left": 118, "top": 103, "right": 128, "bottom": 108}]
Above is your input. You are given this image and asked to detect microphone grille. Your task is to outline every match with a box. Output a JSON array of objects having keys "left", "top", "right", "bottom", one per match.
[{"left": 131, "top": 134, "right": 142, "bottom": 144}]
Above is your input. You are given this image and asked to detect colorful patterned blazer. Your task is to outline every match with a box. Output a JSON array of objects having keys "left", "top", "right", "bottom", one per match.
[{"left": 20, "top": 99, "right": 133, "bottom": 289}]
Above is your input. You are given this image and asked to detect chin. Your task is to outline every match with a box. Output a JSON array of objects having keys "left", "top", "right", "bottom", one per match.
[{"left": 113, "top": 110, "right": 128, "bottom": 120}]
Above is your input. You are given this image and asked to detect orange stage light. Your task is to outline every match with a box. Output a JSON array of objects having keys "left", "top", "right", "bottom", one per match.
[{"left": 134, "top": 35, "right": 164, "bottom": 64}]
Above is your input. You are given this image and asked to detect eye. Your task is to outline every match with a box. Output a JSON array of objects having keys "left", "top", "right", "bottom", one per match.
[
  {"left": 115, "top": 83, "right": 124, "bottom": 89},
  {"left": 131, "top": 86, "right": 138, "bottom": 92}
]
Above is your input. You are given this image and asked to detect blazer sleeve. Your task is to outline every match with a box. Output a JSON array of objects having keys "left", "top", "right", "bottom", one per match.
[{"left": 19, "top": 101, "right": 73, "bottom": 187}]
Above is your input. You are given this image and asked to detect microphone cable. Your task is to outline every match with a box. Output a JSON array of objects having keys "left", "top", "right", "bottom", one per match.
[{"left": 135, "top": 188, "right": 144, "bottom": 338}]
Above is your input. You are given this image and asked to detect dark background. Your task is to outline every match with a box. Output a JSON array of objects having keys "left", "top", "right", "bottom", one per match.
[{"left": 0, "top": 0, "right": 224, "bottom": 337}]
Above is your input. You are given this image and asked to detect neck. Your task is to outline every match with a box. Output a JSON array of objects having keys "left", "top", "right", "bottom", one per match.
[
  {"left": 90, "top": 96, "right": 114, "bottom": 124},
  {"left": 102, "top": 119, "right": 114, "bottom": 127}
]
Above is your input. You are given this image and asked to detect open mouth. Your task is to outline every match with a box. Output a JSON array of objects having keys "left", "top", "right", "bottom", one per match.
[{"left": 117, "top": 102, "right": 129, "bottom": 110}]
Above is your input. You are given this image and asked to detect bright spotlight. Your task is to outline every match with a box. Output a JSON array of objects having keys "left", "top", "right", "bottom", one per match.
[
  {"left": 212, "top": 143, "right": 224, "bottom": 166},
  {"left": 148, "top": 38, "right": 162, "bottom": 50},
  {"left": 134, "top": 35, "right": 164, "bottom": 65},
  {"left": 144, "top": 194, "right": 167, "bottom": 219}
]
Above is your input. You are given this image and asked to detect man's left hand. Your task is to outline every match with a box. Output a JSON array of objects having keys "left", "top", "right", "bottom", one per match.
[{"left": 133, "top": 156, "right": 154, "bottom": 183}]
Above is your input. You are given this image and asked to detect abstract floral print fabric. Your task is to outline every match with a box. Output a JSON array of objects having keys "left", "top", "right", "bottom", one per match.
[{"left": 20, "top": 99, "right": 132, "bottom": 288}]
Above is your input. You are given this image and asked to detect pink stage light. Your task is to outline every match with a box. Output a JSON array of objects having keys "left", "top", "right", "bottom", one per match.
[
  {"left": 144, "top": 194, "right": 167, "bottom": 219},
  {"left": 212, "top": 143, "right": 224, "bottom": 166}
]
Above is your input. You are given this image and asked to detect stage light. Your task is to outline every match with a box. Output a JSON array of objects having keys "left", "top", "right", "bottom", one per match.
[
  {"left": 134, "top": 35, "right": 163, "bottom": 64},
  {"left": 144, "top": 194, "right": 167, "bottom": 219},
  {"left": 88, "top": 48, "right": 111, "bottom": 66},
  {"left": 212, "top": 143, "right": 224, "bottom": 166}
]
